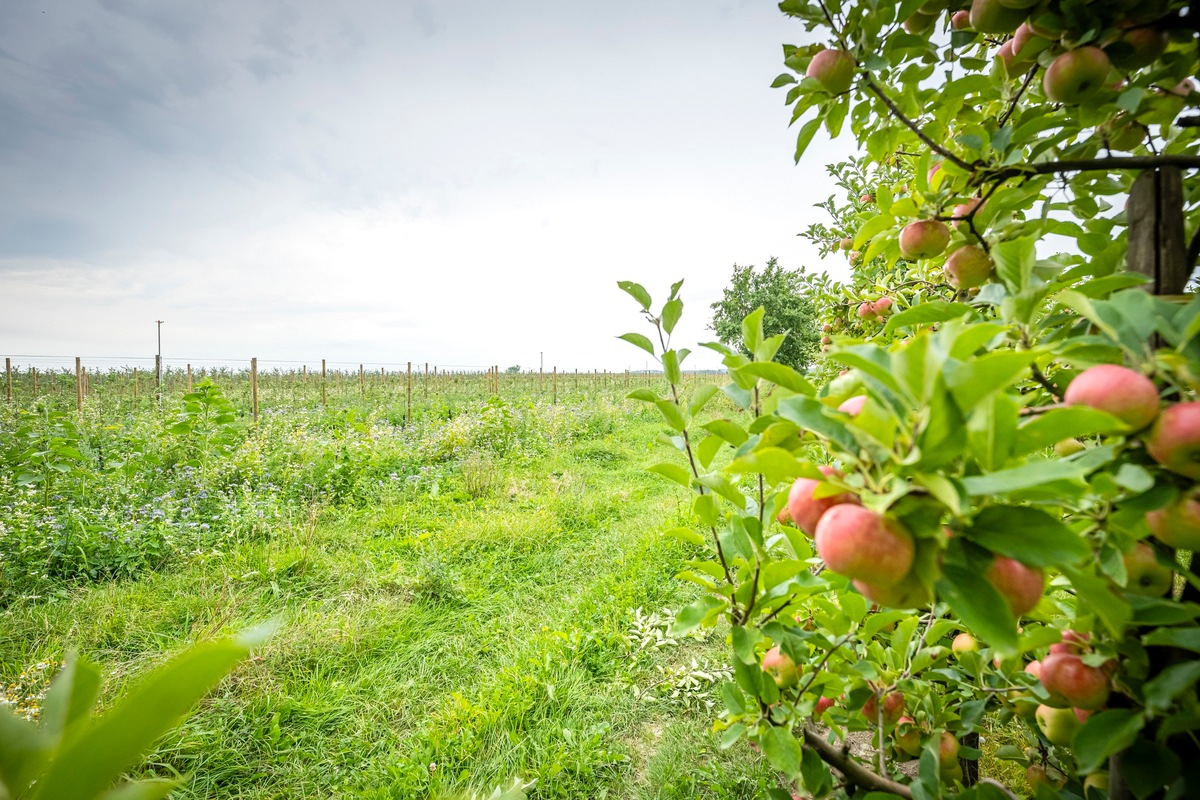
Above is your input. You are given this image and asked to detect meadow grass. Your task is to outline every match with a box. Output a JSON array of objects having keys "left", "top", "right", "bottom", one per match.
[{"left": 0, "top": 399, "right": 776, "bottom": 799}]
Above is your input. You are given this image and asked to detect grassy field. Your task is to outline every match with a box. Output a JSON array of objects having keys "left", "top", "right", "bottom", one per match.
[{"left": 0, "top": 385, "right": 776, "bottom": 799}]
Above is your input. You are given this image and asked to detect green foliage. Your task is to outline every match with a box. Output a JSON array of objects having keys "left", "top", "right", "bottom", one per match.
[
  {"left": 0, "top": 626, "right": 270, "bottom": 799},
  {"left": 709, "top": 258, "right": 822, "bottom": 372}
]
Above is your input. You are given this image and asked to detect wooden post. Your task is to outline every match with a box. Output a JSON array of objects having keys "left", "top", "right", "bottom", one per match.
[
  {"left": 424, "top": 362, "right": 429, "bottom": 400},
  {"left": 155, "top": 354, "right": 162, "bottom": 406},
  {"left": 553, "top": 366, "right": 557, "bottom": 405},
  {"left": 406, "top": 361, "right": 412, "bottom": 424},
  {"left": 575, "top": 368, "right": 578, "bottom": 390},
  {"left": 32, "top": 366, "right": 38, "bottom": 397},
  {"left": 133, "top": 367, "right": 138, "bottom": 399},
  {"left": 186, "top": 363, "right": 193, "bottom": 391},
  {"left": 321, "top": 358, "right": 327, "bottom": 407},
  {"left": 251, "top": 358, "right": 259, "bottom": 422},
  {"left": 1127, "top": 167, "right": 1189, "bottom": 295},
  {"left": 4, "top": 357, "right": 10, "bottom": 403},
  {"left": 359, "top": 364, "right": 364, "bottom": 395},
  {"left": 75, "top": 357, "right": 83, "bottom": 413}
]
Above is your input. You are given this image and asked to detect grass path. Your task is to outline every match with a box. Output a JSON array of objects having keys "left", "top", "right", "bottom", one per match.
[{"left": 1, "top": 410, "right": 774, "bottom": 799}]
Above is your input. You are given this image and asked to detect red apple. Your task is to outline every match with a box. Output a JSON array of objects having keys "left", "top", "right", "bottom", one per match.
[
  {"left": 863, "top": 690, "right": 905, "bottom": 726},
  {"left": 857, "top": 301, "right": 874, "bottom": 319},
  {"left": 1063, "top": 364, "right": 1159, "bottom": 430},
  {"left": 952, "top": 198, "right": 984, "bottom": 232},
  {"left": 838, "top": 395, "right": 867, "bottom": 415},
  {"left": 815, "top": 505, "right": 915, "bottom": 586},
  {"left": 762, "top": 646, "right": 800, "bottom": 688},
  {"left": 807, "top": 49, "right": 856, "bottom": 94},
  {"left": 1044, "top": 47, "right": 1112, "bottom": 104},
  {"left": 1099, "top": 115, "right": 1145, "bottom": 151},
  {"left": 952, "top": 632, "right": 980, "bottom": 656},
  {"left": 839, "top": 237, "right": 854, "bottom": 250},
  {"left": 1145, "top": 402, "right": 1200, "bottom": 478},
  {"left": 1040, "top": 652, "right": 1110, "bottom": 709},
  {"left": 1028, "top": 763, "right": 1069, "bottom": 790},
  {"left": 986, "top": 556, "right": 1044, "bottom": 617},
  {"left": 904, "top": 11, "right": 937, "bottom": 33},
  {"left": 1106, "top": 27, "right": 1168, "bottom": 70},
  {"left": 969, "top": 0, "right": 1026, "bottom": 33},
  {"left": 1147, "top": 492, "right": 1200, "bottom": 550},
  {"left": 1122, "top": 541, "right": 1173, "bottom": 596},
  {"left": 786, "top": 465, "right": 858, "bottom": 537},
  {"left": 939, "top": 731, "right": 960, "bottom": 763},
  {"left": 944, "top": 245, "right": 993, "bottom": 288},
  {"left": 899, "top": 220, "right": 952, "bottom": 260},
  {"left": 859, "top": 194, "right": 874, "bottom": 203},
  {"left": 872, "top": 296, "right": 894, "bottom": 316},
  {"left": 951, "top": 10, "right": 971, "bottom": 30},
  {"left": 814, "top": 695, "right": 836, "bottom": 717}
]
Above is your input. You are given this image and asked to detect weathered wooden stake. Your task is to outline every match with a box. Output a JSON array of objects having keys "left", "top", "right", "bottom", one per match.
[
  {"left": 75, "top": 357, "right": 83, "bottom": 413},
  {"left": 4, "top": 357, "right": 10, "bottom": 403},
  {"left": 321, "top": 358, "right": 327, "bottom": 407},
  {"left": 251, "top": 358, "right": 259, "bottom": 422},
  {"left": 187, "top": 363, "right": 193, "bottom": 392},
  {"left": 359, "top": 364, "right": 365, "bottom": 395},
  {"left": 32, "top": 366, "right": 38, "bottom": 397},
  {"left": 553, "top": 366, "right": 557, "bottom": 405},
  {"left": 1127, "top": 167, "right": 1189, "bottom": 295},
  {"left": 406, "top": 361, "right": 412, "bottom": 423}
]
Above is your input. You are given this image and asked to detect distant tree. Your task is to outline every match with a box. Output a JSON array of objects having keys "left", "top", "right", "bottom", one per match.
[
  {"left": 709, "top": 258, "right": 821, "bottom": 372},
  {"left": 506, "top": 365, "right": 521, "bottom": 373}
]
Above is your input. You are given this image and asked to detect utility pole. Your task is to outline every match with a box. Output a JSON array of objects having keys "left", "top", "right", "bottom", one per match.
[{"left": 155, "top": 319, "right": 164, "bottom": 406}]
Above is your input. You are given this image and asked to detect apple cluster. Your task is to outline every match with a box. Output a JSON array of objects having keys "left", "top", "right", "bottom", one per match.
[{"left": 1064, "top": 364, "right": 1200, "bottom": 556}]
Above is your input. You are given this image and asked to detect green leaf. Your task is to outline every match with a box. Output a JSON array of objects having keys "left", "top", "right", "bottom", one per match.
[
  {"left": 962, "top": 456, "right": 1100, "bottom": 496},
  {"left": 33, "top": 627, "right": 271, "bottom": 800},
  {"left": 1062, "top": 565, "right": 1131, "bottom": 637},
  {"left": 800, "top": 746, "right": 830, "bottom": 796},
  {"left": 943, "top": 351, "right": 1031, "bottom": 410},
  {"left": 617, "top": 280, "right": 652, "bottom": 310},
  {"left": 654, "top": 399, "right": 687, "bottom": 432},
  {"left": 662, "top": 350, "right": 682, "bottom": 385},
  {"left": 966, "top": 507, "right": 1090, "bottom": 567},
  {"left": 99, "top": 780, "right": 180, "bottom": 800},
  {"left": 1073, "top": 709, "right": 1144, "bottom": 774},
  {"left": 742, "top": 307, "right": 765, "bottom": 356},
  {"left": 664, "top": 526, "right": 705, "bottom": 546},
  {"left": 670, "top": 595, "right": 725, "bottom": 636},
  {"left": 761, "top": 726, "right": 803, "bottom": 778},
  {"left": 0, "top": 708, "right": 50, "bottom": 797},
  {"left": 627, "top": 388, "right": 660, "bottom": 403},
  {"left": 776, "top": 396, "right": 860, "bottom": 454},
  {"left": 688, "top": 384, "right": 719, "bottom": 417},
  {"left": 992, "top": 237, "right": 1036, "bottom": 292},
  {"left": 1143, "top": 628, "right": 1200, "bottom": 652},
  {"left": 39, "top": 655, "right": 102, "bottom": 742},
  {"left": 648, "top": 462, "right": 692, "bottom": 488},
  {"left": 697, "top": 434, "right": 724, "bottom": 468},
  {"left": 662, "top": 298, "right": 684, "bottom": 335},
  {"left": 727, "top": 447, "right": 806, "bottom": 486},
  {"left": 702, "top": 419, "right": 749, "bottom": 446},
  {"left": 618, "top": 332, "right": 656, "bottom": 357},
  {"left": 771, "top": 73, "right": 797, "bottom": 87},
  {"left": 1143, "top": 661, "right": 1200, "bottom": 712},
  {"left": 734, "top": 363, "right": 816, "bottom": 396},
  {"left": 1117, "top": 739, "right": 1181, "bottom": 800},
  {"left": 1013, "top": 407, "right": 1128, "bottom": 456},
  {"left": 793, "top": 115, "right": 823, "bottom": 163},
  {"left": 883, "top": 301, "right": 973, "bottom": 334},
  {"left": 937, "top": 566, "right": 1018, "bottom": 657}
]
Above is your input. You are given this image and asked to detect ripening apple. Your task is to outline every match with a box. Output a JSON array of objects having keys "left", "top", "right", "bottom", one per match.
[
  {"left": 904, "top": 11, "right": 937, "bottom": 33},
  {"left": 786, "top": 465, "right": 858, "bottom": 537},
  {"left": 776, "top": 503, "right": 793, "bottom": 526},
  {"left": 899, "top": 220, "right": 951, "bottom": 260},
  {"left": 762, "top": 646, "right": 800, "bottom": 688},
  {"left": 814, "top": 695, "right": 836, "bottom": 717},
  {"left": 807, "top": 49, "right": 856, "bottom": 94},
  {"left": 839, "top": 237, "right": 854, "bottom": 250},
  {"left": 1039, "top": 652, "right": 1111, "bottom": 709},
  {"left": 872, "top": 296, "right": 894, "bottom": 316},
  {"left": 986, "top": 556, "right": 1044, "bottom": 617},
  {"left": 849, "top": 250, "right": 862, "bottom": 264},
  {"left": 1054, "top": 437, "right": 1086, "bottom": 457},
  {"left": 1106, "top": 26, "right": 1168, "bottom": 70},
  {"left": 1099, "top": 115, "right": 1145, "bottom": 151},
  {"left": 944, "top": 245, "right": 993, "bottom": 288},
  {"left": 860, "top": 194, "right": 874, "bottom": 203},
  {"left": 856, "top": 301, "right": 874, "bottom": 319},
  {"left": 1010, "top": 22, "right": 1044, "bottom": 61},
  {"left": 1044, "top": 47, "right": 1112, "bottom": 104},
  {"left": 1147, "top": 492, "right": 1200, "bottom": 550},
  {"left": 1123, "top": 541, "right": 1173, "bottom": 596},
  {"left": 854, "top": 571, "right": 931, "bottom": 609},
  {"left": 951, "top": 9, "right": 971, "bottom": 29},
  {"left": 1028, "top": 763, "right": 1069, "bottom": 790},
  {"left": 1145, "top": 402, "right": 1200, "bottom": 479},
  {"left": 863, "top": 690, "right": 905, "bottom": 726},
  {"left": 1035, "top": 704, "right": 1081, "bottom": 747},
  {"left": 938, "top": 732, "right": 960, "bottom": 767},
  {"left": 894, "top": 716, "right": 922, "bottom": 758},
  {"left": 1083, "top": 772, "right": 1110, "bottom": 797},
  {"left": 994, "top": 40, "right": 1023, "bottom": 74},
  {"left": 838, "top": 395, "right": 866, "bottom": 415},
  {"left": 952, "top": 632, "right": 979, "bottom": 656},
  {"left": 1063, "top": 364, "right": 1159, "bottom": 430},
  {"left": 969, "top": 0, "right": 1026, "bottom": 33},
  {"left": 815, "top": 505, "right": 915, "bottom": 586},
  {"left": 951, "top": 197, "right": 984, "bottom": 231}
]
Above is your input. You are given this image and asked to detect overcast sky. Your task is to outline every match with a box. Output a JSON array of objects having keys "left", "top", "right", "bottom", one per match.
[{"left": 0, "top": 0, "right": 853, "bottom": 373}]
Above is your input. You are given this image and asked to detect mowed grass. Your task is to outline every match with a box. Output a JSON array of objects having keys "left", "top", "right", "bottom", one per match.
[{"left": 0, "top": 405, "right": 775, "bottom": 799}]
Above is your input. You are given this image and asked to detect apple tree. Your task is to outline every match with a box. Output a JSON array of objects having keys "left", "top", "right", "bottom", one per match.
[{"left": 620, "top": 1, "right": 1200, "bottom": 798}]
